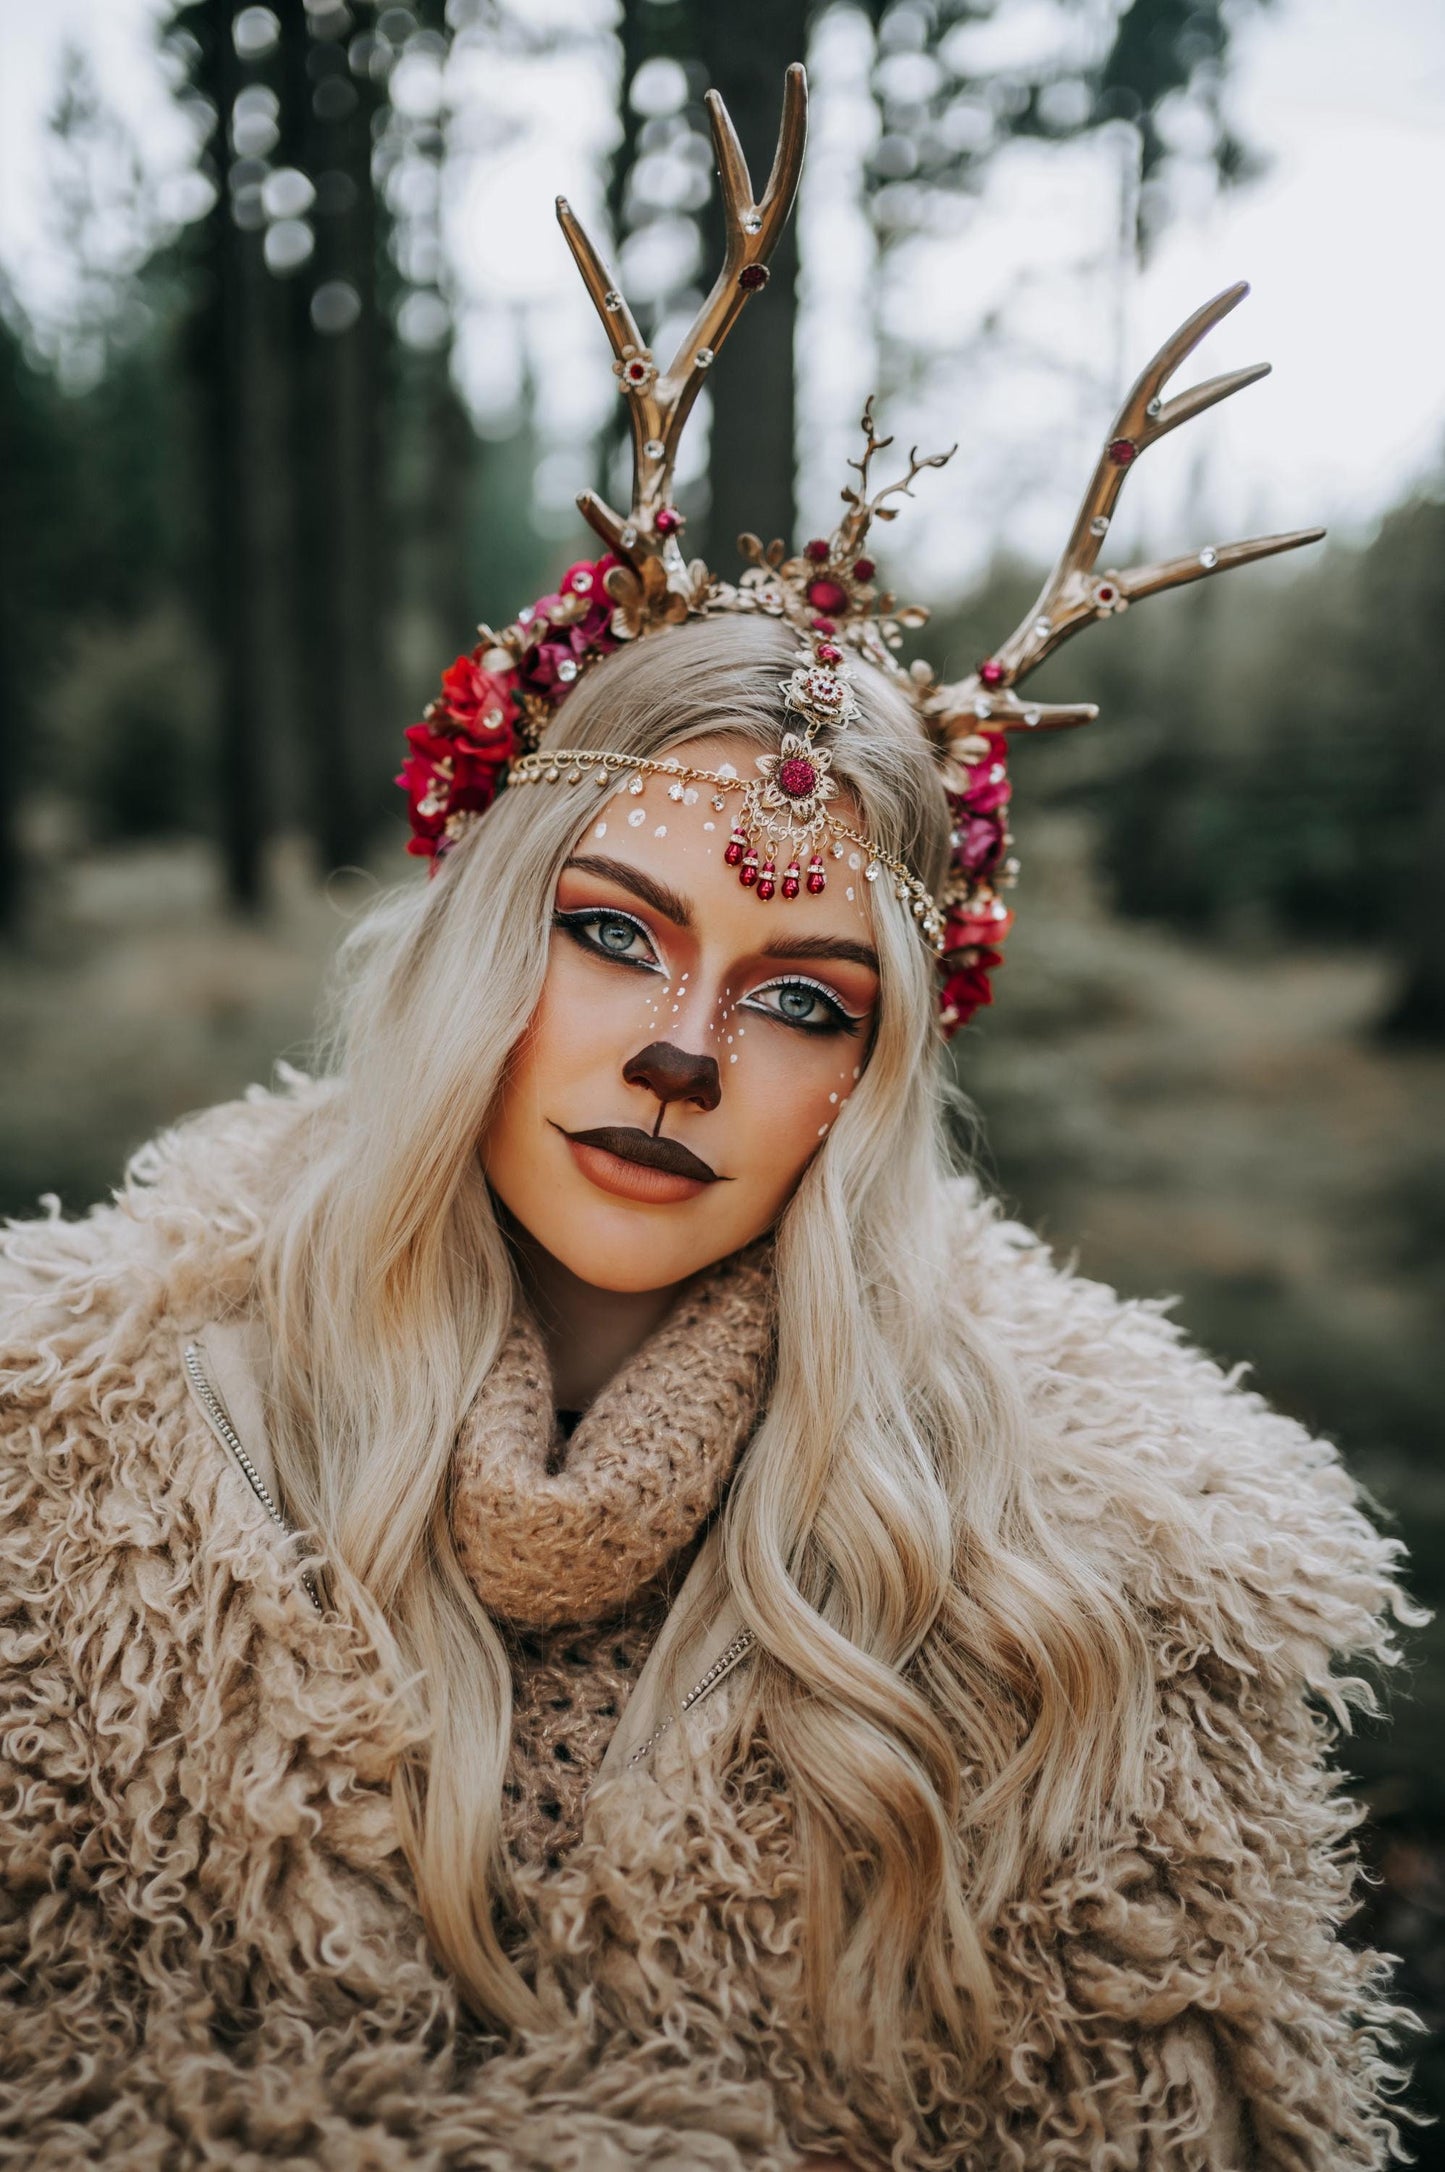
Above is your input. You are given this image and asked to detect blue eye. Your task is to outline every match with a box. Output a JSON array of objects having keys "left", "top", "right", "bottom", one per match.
[
  {"left": 743, "top": 977, "right": 862, "bottom": 1036},
  {"left": 554, "top": 907, "right": 661, "bottom": 971}
]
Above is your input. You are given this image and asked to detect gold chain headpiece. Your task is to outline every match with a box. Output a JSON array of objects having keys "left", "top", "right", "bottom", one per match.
[{"left": 397, "top": 63, "right": 1323, "bottom": 1036}]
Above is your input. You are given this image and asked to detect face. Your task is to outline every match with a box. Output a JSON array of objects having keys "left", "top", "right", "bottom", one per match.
[{"left": 481, "top": 732, "right": 882, "bottom": 1293}]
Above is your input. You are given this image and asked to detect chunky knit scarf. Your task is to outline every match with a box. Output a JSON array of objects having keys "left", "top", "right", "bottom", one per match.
[{"left": 448, "top": 1244, "right": 775, "bottom": 1869}]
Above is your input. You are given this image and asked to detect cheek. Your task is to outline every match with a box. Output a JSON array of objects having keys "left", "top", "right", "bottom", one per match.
[{"left": 721, "top": 1023, "right": 866, "bottom": 1199}]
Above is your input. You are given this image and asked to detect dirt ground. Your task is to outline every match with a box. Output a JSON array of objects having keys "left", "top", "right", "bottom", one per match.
[{"left": 3, "top": 816, "right": 1442, "bottom": 2151}]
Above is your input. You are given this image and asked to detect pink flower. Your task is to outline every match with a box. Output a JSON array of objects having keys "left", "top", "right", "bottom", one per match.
[
  {"left": 943, "top": 904, "right": 1015, "bottom": 954},
  {"left": 952, "top": 811, "right": 1007, "bottom": 878},
  {"left": 437, "top": 655, "right": 518, "bottom": 749}
]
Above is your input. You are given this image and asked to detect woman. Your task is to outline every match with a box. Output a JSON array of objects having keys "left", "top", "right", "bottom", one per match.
[{"left": 0, "top": 67, "right": 1423, "bottom": 2172}]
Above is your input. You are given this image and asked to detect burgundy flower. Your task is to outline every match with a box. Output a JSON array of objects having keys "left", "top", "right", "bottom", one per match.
[
  {"left": 952, "top": 812, "right": 1007, "bottom": 878},
  {"left": 943, "top": 904, "right": 1014, "bottom": 954},
  {"left": 937, "top": 948, "right": 1004, "bottom": 1032}
]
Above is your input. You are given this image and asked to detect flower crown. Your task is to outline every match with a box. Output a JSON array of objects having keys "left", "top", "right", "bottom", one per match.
[{"left": 397, "top": 63, "right": 1322, "bottom": 1039}]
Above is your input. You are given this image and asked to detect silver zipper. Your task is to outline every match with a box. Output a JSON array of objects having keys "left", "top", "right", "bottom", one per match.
[
  {"left": 184, "top": 1341, "right": 322, "bottom": 1614},
  {"left": 626, "top": 1624, "right": 756, "bottom": 1768}
]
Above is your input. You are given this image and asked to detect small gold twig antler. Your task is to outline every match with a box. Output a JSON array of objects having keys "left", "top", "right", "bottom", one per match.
[
  {"left": 928, "top": 280, "right": 1325, "bottom": 741},
  {"left": 838, "top": 396, "right": 957, "bottom": 555},
  {"left": 555, "top": 63, "right": 807, "bottom": 602}
]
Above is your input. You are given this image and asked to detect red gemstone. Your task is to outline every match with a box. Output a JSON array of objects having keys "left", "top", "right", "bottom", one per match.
[
  {"left": 816, "top": 642, "right": 841, "bottom": 664},
  {"left": 654, "top": 506, "right": 682, "bottom": 534},
  {"left": 1107, "top": 437, "right": 1138, "bottom": 466},
  {"left": 756, "top": 860, "right": 776, "bottom": 901},
  {"left": 853, "top": 557, "right": 875, "bottom": 581},
  {"left": 781, "top": 863, "right": 801, "bottom": 900},
  {"left": 1097, "top": 584, "right": 1115, "bottom": 603},
  {"left": 807, "top": 578, "right": 848, "bottom": 614},
  {"left": 979, "top": 658, "right": 1005, "bottom": 687},
  {"left": 806, "top": 867, "right": 826, "bottom": 895},
  {"left": 739, "top": 852, "right": 759, "bottom": 888},
  {"left": 804, "top": 539, "right": 830, "bottom": 562},
  {"left": 811, "top": 616, "right": 836, "bottom": 636},
  {"left": 778, "top": 756, "right": 817, "bottom": 798},
  {"left": 627, "top": 360, "right": 648, "bottom": 381},
  {"left": 738, "top": 264, "right": 769, "bottom": 291},
  {"left": 724, "top": 835, "right": 745, "bottom": 866}
]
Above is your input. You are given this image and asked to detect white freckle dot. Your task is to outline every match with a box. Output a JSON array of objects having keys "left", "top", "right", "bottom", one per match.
[
  {"left": 817, "top": 1123, "right": 829, "bottom": 1137},
  {"left": 654, "top": 823, "right": 667, "bottom": 838},
  {"left": 593, "top": 821, "right": 607, "bottom": 838},
  {"left": 852, "top": 1066, "right": 861, "bottom": 1079},
  {"left": 729, "top": 1052, "right": 738, "bottom": 1063},
  {"left": 682, "top": 787, "right": 698, "bottom": 805},
  {"left": 702, "top": 821, "right": 715, "bottom": 832},
  {"left": 828, "top": 1092, "right": 838, "bottom": 1104},
  {"left": 628, "top": 808, "right": 646, "bottom": 827},
  {"left": 849, "top": 852, "right": 862, "bottom": 870},
  {"left": 845, "top": 885, "right": 855, "bottom": 901},
  {"left": 717, "top": 762, "right": 737, "bottom": 779},
  {"left": 726, "top": 1034, "right": 733, "bottom": 1044}
]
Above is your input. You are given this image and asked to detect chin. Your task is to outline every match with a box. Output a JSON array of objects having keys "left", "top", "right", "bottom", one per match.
[{"left": 546, "top": 1189, "right": 728, "bottom": 1293}]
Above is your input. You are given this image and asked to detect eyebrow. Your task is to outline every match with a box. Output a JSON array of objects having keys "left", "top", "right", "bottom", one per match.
[
  {"left": 562, "top": 854, "right": 694, "bottom": 928},
  {"left": 758, "top": 933, "right": 880, "bottom": 975},
  {"left": 561, "top": 856, "right": 880, "bottom": 976}
]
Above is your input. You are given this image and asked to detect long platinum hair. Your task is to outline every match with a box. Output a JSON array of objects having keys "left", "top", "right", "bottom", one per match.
[{"left": 256, "top": 613, "right": 1153, "bottom": 2093}]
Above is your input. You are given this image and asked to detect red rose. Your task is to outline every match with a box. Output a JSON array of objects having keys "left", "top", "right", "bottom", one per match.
[
  {"left": 943, "top": 904, "right": 1014, "bottom": 953},
  {"left": 937, "top": 947, "right": 1004, "bottom": 1032},
  {"left": 437, "top": 654, "right": 518, "bottom": 748}
]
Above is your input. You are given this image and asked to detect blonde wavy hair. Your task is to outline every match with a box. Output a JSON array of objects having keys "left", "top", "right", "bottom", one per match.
[{"left": 257, "top": 613, "right": 1153, "bottom": 2095}]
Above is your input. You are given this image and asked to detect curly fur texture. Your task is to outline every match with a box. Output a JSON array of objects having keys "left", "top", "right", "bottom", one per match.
[{"left": 0, "top": 1082, "right": 1425, "bottom": 2169}]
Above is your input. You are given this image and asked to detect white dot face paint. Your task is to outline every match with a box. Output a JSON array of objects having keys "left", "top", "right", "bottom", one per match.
[
  {"left": 717, "top": 762, "right": 738, "bottom": 779},
  {"left": 593, "top": 822, "right": 607, "bottom": 838},
  {"left": 682, "top": 787, "right": 698, "bottom": 805},
  {"left": 702, "top": 821, "right": 715, "bottom": 832},
  {"left": 828, "top": 1092, "right": 838, "bottom": 1104},
  {"left": 628, "top": 808, "right": 646, "bottom": 828},
  {"left": 817, "top": 1124, "right": 829, "bottom": 1137},
  {"left": 653, "top": 824, "right": 668, "bottom": 838},
  {"left": 845, "top": 886, "right": 855, "bottom": 902}
]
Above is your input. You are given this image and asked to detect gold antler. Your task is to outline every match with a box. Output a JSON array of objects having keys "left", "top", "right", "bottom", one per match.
[
  {"left": 555, "top": 63, "right": 807, "bottom": 610},
  {"left": 928, "top": 280, "right": 1324, "bottom": 740},
  {"left": 837, "top": 396, "right": 957, "bottom": 557}
]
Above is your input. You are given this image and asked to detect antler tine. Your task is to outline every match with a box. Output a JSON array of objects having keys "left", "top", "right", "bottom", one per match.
[
  {"left": 556, "top": 66, "right": 807, "bottom": 577},
  {"left": 927, "top": 282, "right": 1324, "bottom": 745}
]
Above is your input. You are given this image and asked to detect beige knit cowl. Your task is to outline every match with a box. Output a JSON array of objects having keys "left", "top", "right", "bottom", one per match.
[{"left": 448, "top": 1242, "right": 774, "bottom": 1870}]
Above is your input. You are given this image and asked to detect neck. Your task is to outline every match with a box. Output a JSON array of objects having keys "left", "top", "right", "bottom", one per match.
[{"left": 505, "top": 1221, "right": 683, "bottom": 1413}]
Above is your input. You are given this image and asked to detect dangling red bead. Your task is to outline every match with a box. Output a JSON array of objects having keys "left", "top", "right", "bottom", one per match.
[
  {"left": 806, "top": 855, "right": 826, "bottom": 895},
  {"left": 723, "top": 828, "right": 746, "bottom": 866},
  {"left": 739, "top": 850, "right": 759, "bottom": 888},
  {"left": 756, "top": 860, "right": 776, "bottom": 901},
  {"left": 781, "top": 861, "right": 801, "bottom": 900}
]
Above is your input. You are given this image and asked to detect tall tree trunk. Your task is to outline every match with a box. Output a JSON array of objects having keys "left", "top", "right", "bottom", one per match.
[
  {"left": 279, "top": 8, "right": 387, "bottom": 876},
  {"left": 192, "top": 0, "right": 272, "bottom": 911},
  {"left": 697, "top": 0, "right": 808, "bottom": 568}
]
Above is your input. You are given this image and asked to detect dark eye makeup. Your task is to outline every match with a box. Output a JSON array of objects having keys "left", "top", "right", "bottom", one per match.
[{"left": 552, "top": 907, "right": 866, "bottom": 1038}]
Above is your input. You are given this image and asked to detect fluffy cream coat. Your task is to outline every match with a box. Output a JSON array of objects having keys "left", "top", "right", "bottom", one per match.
[{"left": 0, "top": 1083, "right": 1422, "bottom": 2169}]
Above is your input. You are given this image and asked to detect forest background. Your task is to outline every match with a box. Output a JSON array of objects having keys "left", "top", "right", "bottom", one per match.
[{"left": 1, "top": 0, "right": 1443, "bottom": 2151}]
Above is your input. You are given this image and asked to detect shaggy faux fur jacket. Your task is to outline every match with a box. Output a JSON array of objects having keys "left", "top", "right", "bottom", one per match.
[{"left": 0, "top": 1084, "right": 1421, "bottom": 2171}]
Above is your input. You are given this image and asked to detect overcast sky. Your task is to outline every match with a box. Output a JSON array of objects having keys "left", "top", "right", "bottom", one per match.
[{"left": 2, "top": 0, "right": 1442, "bottom": 596}]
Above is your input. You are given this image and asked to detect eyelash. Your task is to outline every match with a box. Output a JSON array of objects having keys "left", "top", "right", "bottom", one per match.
[{"left": 552, "top": 909, "right": 863, "bottom": 1038}]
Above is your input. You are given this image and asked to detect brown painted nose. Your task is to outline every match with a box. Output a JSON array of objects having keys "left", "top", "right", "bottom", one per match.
[{"left": 623, "top": 1040, "right": 722, "bottom": 1113}]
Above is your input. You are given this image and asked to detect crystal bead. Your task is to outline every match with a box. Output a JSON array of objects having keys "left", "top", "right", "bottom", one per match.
[
  {"left": 1025, "top": 708, "right": 1041, "bottom": 728},
  {"left": 668, "top": 782, "right": 685, "bottom": 801},
  {"left": 1199, "top": 546, "right": 1219, "bottom": 569},
  {"left": 741, "top": 210, "right": 762, "bottom": 234},
  {"left": 694, "top": 346, "right": 714, "bottom": 368},
  {"left": 1090, "top": 514, "right": 1109, "bottom": 536},
  {"left": 865, "top": 863, "right": 880, "bottom": 883},
  {"left": 1033, "top": 617, "right": 1051, "bottom": 639},
  {"left": 621, "top": 523, "right": 637, "bottom": 547},
  {"left": 594, "top": 770, "right": 609, "bottom": 786},
  {"left": 711, "top": 795, "right": 726, "bottom": 811},
  {"left": 628, "top": 777, "right": 644, "bottom": 794},
  {"left": 604, "top": 290, "right": 622, "bottom": 311},
  {"left": 1146, "top": 396, "right": 1162, "bottom": 417},
  {"left": 544, "top": 766, "right": 560, "bottom": 783},
  {"left": 831, "top": 840, "right": 845, "bottom": 858},
  {"left": 974, "top": 697, "right": 992, "bottom": 721},
  {"left": 556, "top": 657, "right": 578, "bottom": 683},
  {"left": 644, "top": 437, "right": 664, "bottom": 459},
  {"left": 566, "top": 768, "right": 582, "bottom": 784}
]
